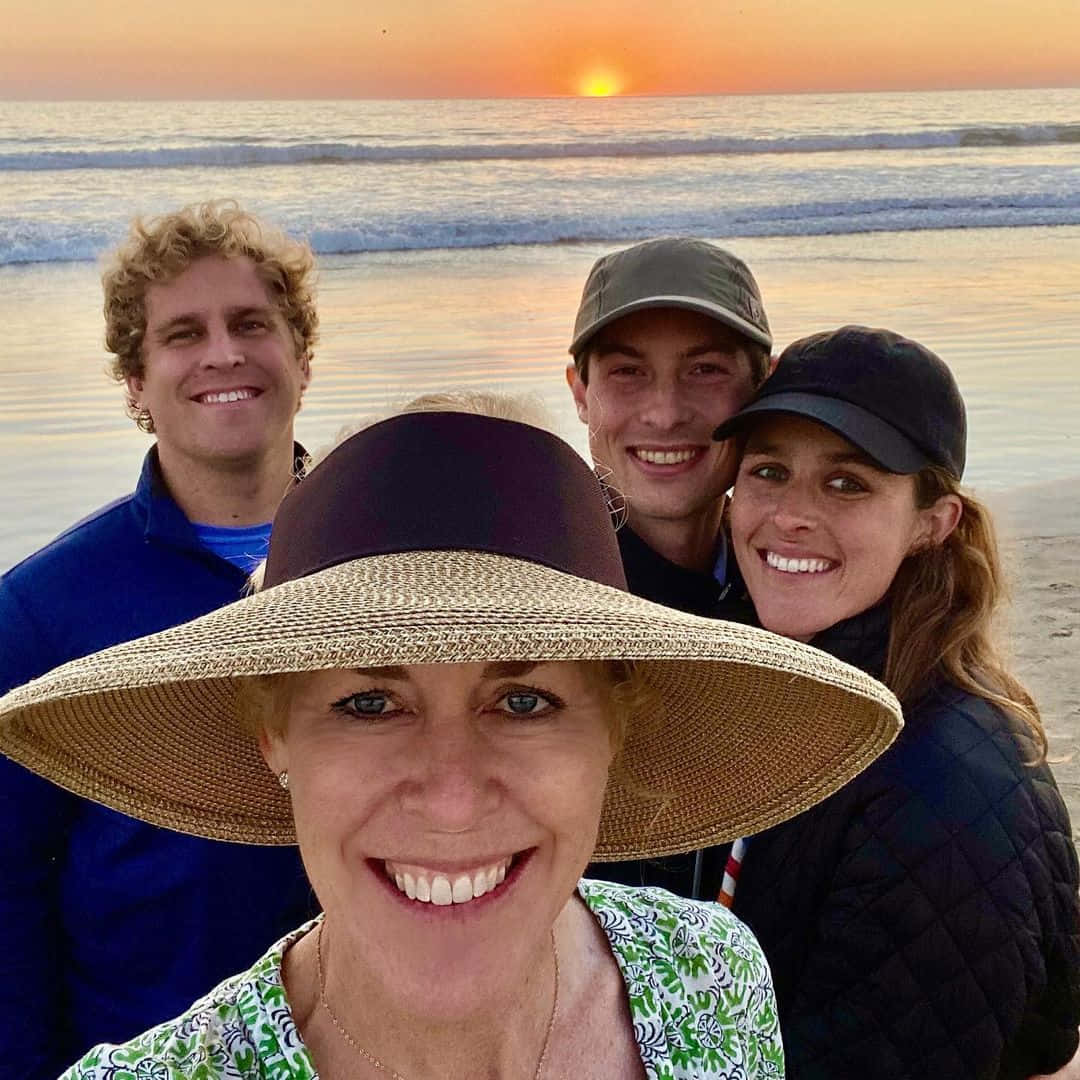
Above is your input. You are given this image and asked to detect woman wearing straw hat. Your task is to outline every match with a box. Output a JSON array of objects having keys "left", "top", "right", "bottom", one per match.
[
  {"left": 0, "top": 400, "right": 902, "bottom": 1080},
  {"left": 714, "top": 327, "right": 1080, "bottom": 1079}
]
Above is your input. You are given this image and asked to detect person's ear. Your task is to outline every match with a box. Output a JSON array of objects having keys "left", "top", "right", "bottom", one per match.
[
  {"left": 298, "top": 354, "right": 311, "bottom": 392},
  {"left": 125, "top": 372, "right": 144, "bottom": 401},
  {"left": 258, "top": 725, "right": 287, "bottom": 777},
  {"left": 912, "top": 493, "right": 963, "bottom": 552},
  {"left": 766, "top": 353, "right": 779, "bottom": 377},
  {"left": 566, "top": 363, "right": 589, "bottom": 424}
]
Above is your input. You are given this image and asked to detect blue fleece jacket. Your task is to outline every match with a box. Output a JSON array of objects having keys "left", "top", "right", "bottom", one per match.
[{"left": 0, "top": 449, "right": 314, "bottom": 1079}]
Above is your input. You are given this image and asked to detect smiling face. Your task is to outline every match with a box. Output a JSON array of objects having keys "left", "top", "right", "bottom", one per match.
[
  {"left": 730, "top": 415, "right": 957, "bottom": 642},
  {"left": 568, "top": 307, "right": 760, "bottom": 538},
  {"left": 126, "top": 254, "right": 309, "bottom": 478},
  {"left": 260, "top": 659, "right": 614, "bottom": 1018}
]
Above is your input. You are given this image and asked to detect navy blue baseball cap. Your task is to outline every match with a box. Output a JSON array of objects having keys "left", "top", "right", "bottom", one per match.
[{"left": 713, "top": 326, "right": 966, "bottom": 479}]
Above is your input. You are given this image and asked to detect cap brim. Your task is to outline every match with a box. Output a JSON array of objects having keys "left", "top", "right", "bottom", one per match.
[
  {"left": 570, "top": 295, "right": 772, "bottom": 356},
  {"left": 713, "top": 392, "right": 931, "bottom": 474},
  {"left": 0, "top": 550, "right": 900, "bottom": 859}
]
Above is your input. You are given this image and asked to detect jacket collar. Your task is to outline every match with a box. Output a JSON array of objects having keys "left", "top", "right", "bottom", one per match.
[
  {"left": 134, "top": 443, "right": 307, "bottom": 547},
  {"left": 809, "top": 602, "right": 891, "bottom": 680},
  {"left": 616, "top": 524, "right": 728, "bottom": 618}
]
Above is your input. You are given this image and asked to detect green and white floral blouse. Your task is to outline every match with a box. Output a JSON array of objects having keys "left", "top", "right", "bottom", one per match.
[{"left": 61, "top": 879, "right": 784, "bottom": 1079}]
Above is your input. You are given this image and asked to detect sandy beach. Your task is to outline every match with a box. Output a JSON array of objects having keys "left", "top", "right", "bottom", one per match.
[{"left": 991, "top": 485, "right": 1080, "bottom": 835}]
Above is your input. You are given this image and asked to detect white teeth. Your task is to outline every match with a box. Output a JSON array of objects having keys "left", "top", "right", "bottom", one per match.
[
  {"left": 385, "top": 857, "right": 513, "bottom": 906},
  {"left": 766, "top": 551, "right": 833, "bottom": 574},
  {"left": 472, "top": 869, "right": 488, "bottom": 898},
  {"left": 200, "top": 389, "right": 254, "bottom": 404},
  {"left": 634, "top": 448, "right": 697, "bottom": 465}
]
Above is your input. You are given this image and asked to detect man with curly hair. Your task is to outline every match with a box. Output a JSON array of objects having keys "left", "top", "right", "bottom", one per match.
[{"left": 0, "top": 202, "right": 318, "bottom": 1077}]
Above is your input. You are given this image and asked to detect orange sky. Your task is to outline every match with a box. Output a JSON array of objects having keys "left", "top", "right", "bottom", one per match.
[{"left": 3, "top": 0, "right": 1078, "bottom": 98}]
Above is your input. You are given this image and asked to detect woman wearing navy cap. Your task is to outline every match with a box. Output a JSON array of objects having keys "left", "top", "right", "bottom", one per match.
[{"left": 716, "top": 326, "right": 1080, "bottom": 1080}]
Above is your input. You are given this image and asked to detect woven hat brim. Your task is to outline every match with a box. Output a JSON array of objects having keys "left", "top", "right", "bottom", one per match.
[{"left": 0, "top": 551, "right": 901, "bottom": 856}]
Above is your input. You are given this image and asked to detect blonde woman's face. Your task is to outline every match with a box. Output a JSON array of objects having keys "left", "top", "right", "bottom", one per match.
[
  {"left": 260, "top": 659, "right": 614, "bottom": 1018},
  {"left": 731, "top": 416, "right": 937, "bottom": 642}
]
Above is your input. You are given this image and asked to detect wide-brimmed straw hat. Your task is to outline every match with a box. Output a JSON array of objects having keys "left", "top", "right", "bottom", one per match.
[{"left": 0, "top": 411, "right": 901, "bottom": 859}]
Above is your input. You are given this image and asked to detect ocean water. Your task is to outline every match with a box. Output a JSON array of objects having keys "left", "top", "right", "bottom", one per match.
[
  {"left": 1, "top": 90, "right": 1079, "bottom": 568},
  {"left": 3, "top": 90, "right": 1080, "bottom": 263}
]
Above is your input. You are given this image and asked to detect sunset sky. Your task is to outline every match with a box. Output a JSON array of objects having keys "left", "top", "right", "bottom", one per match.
[{"left": 3, "top": 0, "right": 1079, "bottom": 99}]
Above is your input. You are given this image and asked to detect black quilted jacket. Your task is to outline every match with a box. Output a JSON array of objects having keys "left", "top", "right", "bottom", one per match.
[{"left": 732, "top": 605, "right": 1080, "bottom": 1079}]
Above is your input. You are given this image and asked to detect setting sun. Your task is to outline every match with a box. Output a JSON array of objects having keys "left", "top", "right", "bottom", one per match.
[{"left": 579, "top": 70, "right": 622, "bottom": 96}]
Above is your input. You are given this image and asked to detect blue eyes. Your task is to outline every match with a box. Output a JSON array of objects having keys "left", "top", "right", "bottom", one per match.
[
  {"left": 337, "top": 692, "right": 391, "bottom": 715},
  {"left": 162, "top": 320, "right": 267, "bottom": 345},
  {"left": 165, "top": 329, "right": 199, "bottom": 344},
  {"left": 331, "top": 688, "right": 556, "bottom": 722},
  {"left": 503, "top": 692, "right": 543, "bottom": 715}
]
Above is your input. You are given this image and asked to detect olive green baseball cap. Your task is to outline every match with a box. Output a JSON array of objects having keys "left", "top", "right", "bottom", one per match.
[{"left": 569, "top": 237, "right": 772, "bottom": 358}]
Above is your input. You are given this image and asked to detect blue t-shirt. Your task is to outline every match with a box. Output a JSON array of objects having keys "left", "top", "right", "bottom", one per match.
[{"left": 192, "top": 522, "right": 272, "bottom": 575}]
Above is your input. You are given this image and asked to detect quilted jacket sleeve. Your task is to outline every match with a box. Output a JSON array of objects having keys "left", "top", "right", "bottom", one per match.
[{"left": 777, "top": 688, "right": 1080, "bottom": 1080}]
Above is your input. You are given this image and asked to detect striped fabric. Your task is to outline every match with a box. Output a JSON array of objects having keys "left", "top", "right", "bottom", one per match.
[{"left": 718, "top": 836, "right": 748, "bottom": 908}]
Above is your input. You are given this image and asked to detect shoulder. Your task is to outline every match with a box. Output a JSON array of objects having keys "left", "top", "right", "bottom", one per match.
[
  {"left": 887, "top": 682, "right": 1059, "bottom": 806},
  {"left": 0, "top": 493, "right": 143, "bottom": 692},
  {"left": 580, "top": 879, "right": 783, "bottom": 1078},
  {"left": 59, "top": 921, "right": 317, "bottom": 1079},
  {"left": 581, "top": 877, "right": 762, "bottom": 963},
  {"left": 3, "top": 493, "right": 139, "bottom": 587},
  {"left": 764, "top": 681, "right": 1078, "bottom": 915}
]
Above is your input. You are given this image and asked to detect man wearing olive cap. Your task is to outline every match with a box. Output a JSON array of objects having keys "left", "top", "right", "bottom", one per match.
[
  {"left": 566, "top": 237, "right": 773, "bottom": 899},
  {"left": 566, "top": 236, "right": 772, "bottom": 619}
]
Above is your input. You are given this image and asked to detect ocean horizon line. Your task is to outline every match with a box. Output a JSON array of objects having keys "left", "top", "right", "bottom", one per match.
[{"left": 3, "top": 83, "right": 1080, "bottom": 104}]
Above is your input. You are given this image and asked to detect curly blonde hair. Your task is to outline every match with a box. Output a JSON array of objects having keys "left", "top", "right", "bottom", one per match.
[{"left": 102, "top": 200, "right": 319, "bottom": 432}]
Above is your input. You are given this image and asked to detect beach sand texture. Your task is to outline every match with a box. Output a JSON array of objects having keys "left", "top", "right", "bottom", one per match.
[{"left": 994, "top": 487, "right": 1080, "bottom": 833}]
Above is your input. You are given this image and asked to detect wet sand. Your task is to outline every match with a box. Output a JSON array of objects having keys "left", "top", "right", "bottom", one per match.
[{"left": 991, "top": 483, "right": 1080, "bottom": 838}]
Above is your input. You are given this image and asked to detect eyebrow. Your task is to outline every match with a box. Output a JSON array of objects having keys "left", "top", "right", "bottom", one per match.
[
  {"left": 591, "top": 341, "right": 644, "bottom": 359},
  {"left": 592, "top": 339, "right": 739, "bottom": 361},
  {"left": 744, "top": 440, "right": 884, "bottom": 469},
  {"left": 350, "top": 665, "right": 411, "bottom": 680},
  {"left": 481, "top": 661, "right": 539, "bottom": 679},
  {"left": 349, "top": 661, "right": 540, "bottom": 681},
  {"left": 684, "top": 342, "right": 739, "bottom": 359}
]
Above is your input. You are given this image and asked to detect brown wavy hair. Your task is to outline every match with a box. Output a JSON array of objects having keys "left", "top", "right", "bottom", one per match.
[
  {"left": 885, "top": 466, "right": 1046, "bottom": 761},
  {"left": 101, "top": 200, "right": 319, "bottom": 432}
]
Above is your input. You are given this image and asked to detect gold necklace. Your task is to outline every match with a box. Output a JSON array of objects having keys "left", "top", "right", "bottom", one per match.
[{"left": 316, "top": 919, "right": 560, "bottom": 1080}]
